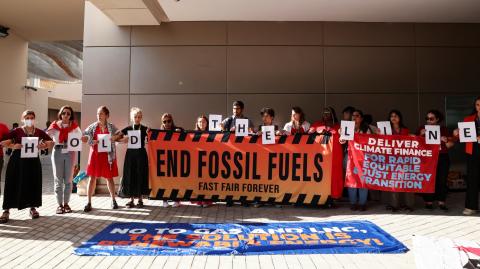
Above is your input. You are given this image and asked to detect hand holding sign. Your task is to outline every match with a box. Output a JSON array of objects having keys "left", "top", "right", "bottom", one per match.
[
  {"left": 127, "top": 130, "right": 141, "bottom": 149},
  {"left": 21, "top": 137, "right": 39, "bottom": 158},
  {"left": 377, "top": 121, "right": 392, "bottom": 135},
  {"left": 235, "top": 119, "right": 249, "bottom": 137},
  {"left": 97, "top": 134, "right": 112, "bottom": 152},
  {"left": 209, "top": 115, "right": 222, "bottom": 131},
  {"left": 261, "top": 126, "right": 275, "bottom": 144},
  {"left": 458, "top": 122, "right": 477, "bottom": 143},
  {"left": 340, "top": 121, "right": 355, "bottom": 141},
  {"left": 424, "top": 125, "right": 441, "bottom": 145}
]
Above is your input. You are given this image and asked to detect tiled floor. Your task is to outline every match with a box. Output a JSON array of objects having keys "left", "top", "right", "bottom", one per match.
[{"left": 0, "top": 156, "right": 478, "bottom": 268}]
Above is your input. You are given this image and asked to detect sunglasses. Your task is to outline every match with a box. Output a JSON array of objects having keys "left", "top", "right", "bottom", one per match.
[
  {"left": 425, "top": 117, "right": 436, "bottom": 121},
  {"left": 163, "top": 120, "right": 172, "bottom": 124},
  {"left": 62, "top": 111, "right": 71, "bottom": 116}
]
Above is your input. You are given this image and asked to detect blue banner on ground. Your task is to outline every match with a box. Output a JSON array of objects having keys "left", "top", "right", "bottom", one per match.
[{"left": 74, "top": 221, "right": 408, "bottom": 256}]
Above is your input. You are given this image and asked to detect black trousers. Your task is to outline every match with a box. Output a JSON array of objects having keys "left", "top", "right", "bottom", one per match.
[
  {"left": 424, "top": 153, "right": 450, "bottom": 203},
  {"left": 466, "top": 144, "right": 480, "bottom": 210}
]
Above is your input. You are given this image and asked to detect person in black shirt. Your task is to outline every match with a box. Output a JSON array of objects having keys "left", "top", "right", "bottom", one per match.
[
  {"left": 117, "top": 107, "right": 150, "bottom": 208},
  {"left": 221, "top": 101, "right": 254, "bottom": 133}
]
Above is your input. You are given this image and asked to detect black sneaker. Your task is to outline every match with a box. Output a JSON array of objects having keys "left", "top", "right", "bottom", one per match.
[
  {"left": 226, "top": 201, "right": 233, "bottom": 207},
  {"left": 425, "top": 204, "right": 434, "bottom": 210},
  {"left": 439, "top": 204, "right": 448, "bottom": 211},
  {"left": 112, "top": 200, "right": 119, "bottom": 209},
  {"left": 84, "top": 203, "right": 92, "bottom": 212}
]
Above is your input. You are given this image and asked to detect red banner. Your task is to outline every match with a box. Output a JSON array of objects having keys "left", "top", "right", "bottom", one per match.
[{"left": 345, "top": 134, "right": 440, "bottom": 193}]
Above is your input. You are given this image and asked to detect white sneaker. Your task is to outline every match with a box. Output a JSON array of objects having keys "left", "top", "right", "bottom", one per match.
[
  {"left": 463, "top": 208, "right": 476, "bottom": 215},
  {"left": 162, "top": 201, "right": 170, "bottom": 208},
  {"left": 171, "top": 201, "right": 180, "bottom": 208}
]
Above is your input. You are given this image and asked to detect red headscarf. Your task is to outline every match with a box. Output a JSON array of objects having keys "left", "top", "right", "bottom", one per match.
[{"left": 48, "top": 121, "right": 79, "bottom": 143}]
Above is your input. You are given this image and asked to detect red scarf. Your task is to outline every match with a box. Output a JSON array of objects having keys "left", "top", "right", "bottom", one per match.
[{"left": 48, "top": 121, "right": 79, "bottom": 143}]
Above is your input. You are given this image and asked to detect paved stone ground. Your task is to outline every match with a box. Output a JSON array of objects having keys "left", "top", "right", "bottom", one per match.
[{"left": 0, "top": 155, "right": 479, "bottom": 269}]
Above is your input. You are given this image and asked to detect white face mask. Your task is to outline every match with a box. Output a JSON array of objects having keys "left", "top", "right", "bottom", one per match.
[{"left": 23, "top": 119, "right": 34, "bottom": 127}]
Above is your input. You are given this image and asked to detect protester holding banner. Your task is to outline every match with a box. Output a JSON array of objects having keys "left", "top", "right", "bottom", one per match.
[
  {"left": 160, "top": 113, "right": 184, "bottom": 207},
  {"left": 386, "top": 109, "right": 415, "bottom": 212},
  {"left": 221, "top": 100, "right": 254, "bottom": 133},
  {"left": 117, "top": 107, "right": 150, "bottom": 209},
  {"left": 340, "top": 109, "right": 372, "bottom": 211},
  {"left": 309, "top": 107, "right": 344, "bottom": 200},
  {"left": 417, "top": 110, "right": 453, "bottom": 211},
  {"left": 0, "top": 110, "right": 53, "bottom": 223},
  {"left": 193, "top": 115, "right": 214, "bottom": 208},
  {"left": 282, "top": 106, "right": 310, "bottom": 135},
  {"left": 82, "top": 106, "right": 121, "bottom": 212},
  {"left": 46, "top": 106, "right": 81, "bottom": 214},
  {"left": 461, "top": 97, "right": 480, "bottom": 215}
]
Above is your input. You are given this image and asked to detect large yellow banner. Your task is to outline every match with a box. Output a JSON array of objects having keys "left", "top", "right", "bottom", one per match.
[{"left": 147, "top": 130, "right": 333, "bottom": 205}]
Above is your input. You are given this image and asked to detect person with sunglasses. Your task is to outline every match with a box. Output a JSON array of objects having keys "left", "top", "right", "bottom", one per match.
[
  {"left": 82, "top": 106, "right": 122, "bottom": 212},
  {"left": 46, "top": 106, "right": 81, "bottom": 214},
  {"left": 117, "top": 107, "right": 150, "bottom": 209},
  {"left": 417, "top": 109, "right": 454, "bottom": 211},
  {"left": 160, "top": 113, "right": 184, "bottom": 207},
  {"left": 0, "top": 110, "right": 54, "bottom": 223}
]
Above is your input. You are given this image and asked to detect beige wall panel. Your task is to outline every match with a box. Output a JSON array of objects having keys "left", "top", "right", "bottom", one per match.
[
  {"left": 132, "top": 22, "right": 227, "bottom": 45},
  {"left": 324, "top": 22, "right": 415, "bottom": 46},
  {"left": 227, "top": 22, "right": 323, "bottom": 45},
  {"left": 417, "top": 48, "right": 480, "bottom": 92},
  {"left": 84, "top": 1, "right": 131, "bottom": 47},
  {"left": 83, "top": 47, "right": 131, "bottom": 94},
  {"left": 324, "top": 47, "right": 417, "bottom": 93},
  {"left": 227, "top": 46, "right": 324, "bottom": 93},
  {"left": 130, "top": 46, "right": 226, "bottom": 93},
  {"left": 415, "top": 23, "right": 480, "bottom": 47},
  {"left": 130, "top": 94, "right": 226, "bottom": 129},
  {"left": 0, "top": 33, "right": 27, "bottom": 105}
]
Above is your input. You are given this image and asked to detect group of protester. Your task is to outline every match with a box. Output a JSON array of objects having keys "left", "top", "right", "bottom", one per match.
[{"left": 0, "top": 96, "right": 479, "bottom": 223}]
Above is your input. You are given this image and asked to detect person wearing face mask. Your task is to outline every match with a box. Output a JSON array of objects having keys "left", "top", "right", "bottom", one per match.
[
  {"left": 417, "top": 110, "right": 454, "bottom": 212},
  {"left": 117, "top": 107, "right": 150, "bottom": 208},
  {"left": 0, "top": 110, "right": 54, "bottom": 223},
  {"left": 46, "top": 106, "right": 81, "bottom": 214},
  {"left": 82, "top": 106, "right": 122, "bottom": 212}
]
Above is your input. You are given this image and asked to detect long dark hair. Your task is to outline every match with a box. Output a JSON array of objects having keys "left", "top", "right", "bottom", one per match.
[
  {"left": 291, "top": 106, "right": 305, "bottom": 124},
  {"left": 388, "top": 109, "right": 406, "bottom": 129},
  {"left": 353, "top": 109, "right": 370, "bottom": 133},
  {"left": 195, "top": 115, "right": 208, "bottom": 131},
  {"left": 324, "top": 106, "right": 339, "bottom": 125},
  {"left": 472, "top": 96, "right": 480, "bottom": 115},
  {"left": 426, "top": 109, "right": 444, "bottom": 123}
]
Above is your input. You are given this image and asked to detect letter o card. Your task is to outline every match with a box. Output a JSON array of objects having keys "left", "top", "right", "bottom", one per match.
[
  {"left": 127, "top": 130, "right": 141, "bottom": 149},
  {"left": 67, "top": 131, "right": 83, "bottom": 151},
  {"left": 97, "top": 134, "right": 112, "bottom": 152}
]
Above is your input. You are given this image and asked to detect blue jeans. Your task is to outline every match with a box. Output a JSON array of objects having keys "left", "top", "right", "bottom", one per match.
[{"left": 348, "top": 188, "right": 368, "bottom": 205}]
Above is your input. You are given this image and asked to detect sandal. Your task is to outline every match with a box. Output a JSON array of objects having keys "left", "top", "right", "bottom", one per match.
[
  {"left": 84, "top": 203, "right": 92, "bottom": 212},
  {"left": 30, "top": 208, "right": 40, "bottom": 219},
  {"left": 56, "top": 205, "right": 64, "bottom": 214},
  {"left": 137, "top": 201, "right": 144, "bottom": 208},
  {"left": 0, "top": 211, "right": 9, "bottom": 224},
  {"left": 126, "top": 201, "right": 135, "bottom": 208},
  {"left": 64, "top": 204, "right": 72, "bottom": 213}
]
